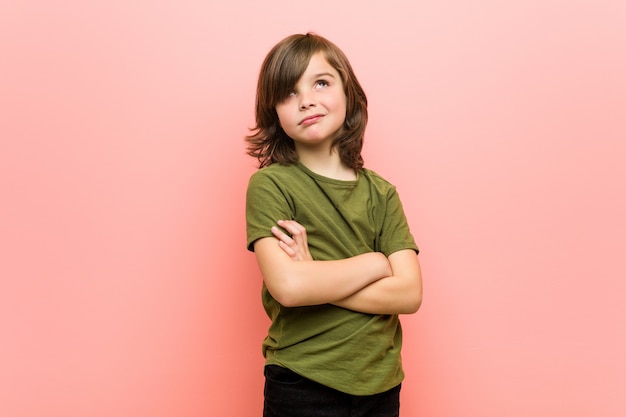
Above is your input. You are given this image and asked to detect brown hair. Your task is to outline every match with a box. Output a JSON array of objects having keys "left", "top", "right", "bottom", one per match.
[{"left": 246, "top": 33, "right": 368, "bottom": 169}]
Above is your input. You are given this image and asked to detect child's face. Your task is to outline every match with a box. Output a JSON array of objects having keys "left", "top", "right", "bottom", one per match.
[{"left": 275, "top": 52, "right": 347, "bottom": 151}]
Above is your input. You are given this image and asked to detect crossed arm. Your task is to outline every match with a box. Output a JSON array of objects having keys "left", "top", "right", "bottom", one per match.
[{"left": 252, "top": 220, "right": 422, "bottom": 315}]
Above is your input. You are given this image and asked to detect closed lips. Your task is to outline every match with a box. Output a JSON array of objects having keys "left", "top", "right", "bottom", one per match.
[{"left": 300, "top": 114, "right": 324, "bottom": 125}]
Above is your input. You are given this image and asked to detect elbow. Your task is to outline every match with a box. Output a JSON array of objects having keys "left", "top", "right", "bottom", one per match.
[
  {"left": 405, "top": 273, "right": 423, "bottom": 314},
  {"left": 265, "top": 279, "right": 304, "bottom": 308},
  {"left": 404, "top": 294, "right": 422, "bottom": 314},
  {"left": 261, "top": 263, "right": 301, "bottom": 307},
  {"left": 401, "top": 287, "right": 422, "bottom": 314},
  {"left": 273, "top": 292, "right": 301, "bottom": 308}
]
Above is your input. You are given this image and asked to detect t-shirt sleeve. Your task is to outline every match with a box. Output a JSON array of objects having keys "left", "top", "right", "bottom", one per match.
[
  {"left": 379, "top": 187, "right": 419, "bottom": 257},
  {"left": 246, "top": 170, "right": 294, "bottom": 252}
]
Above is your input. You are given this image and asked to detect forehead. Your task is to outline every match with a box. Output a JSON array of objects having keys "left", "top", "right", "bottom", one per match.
[{"left": 298, "top": 52, "right": 340, "bottom": 80}]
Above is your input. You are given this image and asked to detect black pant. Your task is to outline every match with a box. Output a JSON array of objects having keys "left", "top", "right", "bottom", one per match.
[{"left": 263, "top": 365, "right": 401, "bottom": 417}]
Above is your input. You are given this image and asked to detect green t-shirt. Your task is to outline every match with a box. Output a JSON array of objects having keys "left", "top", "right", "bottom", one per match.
[{"left": 246, "top": 161, "right": 418, "bottom": 395}]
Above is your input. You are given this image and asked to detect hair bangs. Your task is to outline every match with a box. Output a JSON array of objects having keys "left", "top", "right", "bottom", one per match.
[{"left": 247, "top": 33, "right": 368, "bottom": 169}]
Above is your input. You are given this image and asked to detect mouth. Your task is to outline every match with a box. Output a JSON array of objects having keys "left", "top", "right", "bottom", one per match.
[{"left": 299, "top": 114, "right": 324, "bottom": 126}]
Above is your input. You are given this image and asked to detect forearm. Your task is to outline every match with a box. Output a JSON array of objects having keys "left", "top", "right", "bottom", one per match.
[
  {"left": 333, "top": 250, "right": 422, "bottom": 315},
  {"left": 333, "top": 275, "right": 422, "bottom": 314},
  {"left": 280, "top": 253, "right": 390, "bottom": 306},
  {"left": 255, "top": 237, "right": 391, "bottom": 307}
]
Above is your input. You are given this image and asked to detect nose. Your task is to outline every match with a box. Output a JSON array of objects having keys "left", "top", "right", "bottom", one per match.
[{"left": 299, "top": 92, "right": 316, "bottom": 110}]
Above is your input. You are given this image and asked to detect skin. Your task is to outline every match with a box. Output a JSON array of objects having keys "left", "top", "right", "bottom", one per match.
[
  {"left": 253, "top": 53, "right": 422, "bottom": 315},
  {"left": 270, "top": 220, "right": 422, "bottom": 315},
  {"left": 275, "top": 52, "right": 355, "bottom": 180}
]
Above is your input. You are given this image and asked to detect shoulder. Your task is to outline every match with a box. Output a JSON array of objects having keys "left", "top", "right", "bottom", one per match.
[
  {"left": 249, "top": 163, "right": 298, "bottom": 186},
  {"left": 247, "top": 163, "right": 311, "bottom": 198},
  {"left": 250, "top": 163, "right": 294, "bottom": 179},
  {"left": 360, "top": 168, "right": 397, "bottom": 194}
]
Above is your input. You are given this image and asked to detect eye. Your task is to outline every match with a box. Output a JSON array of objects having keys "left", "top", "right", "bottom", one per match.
[
  {"left": 280, "top": 90, "right": 296, "bottom": 102},
  {"left": 314, "top": 79, "right": 330, "bottom": 89}
]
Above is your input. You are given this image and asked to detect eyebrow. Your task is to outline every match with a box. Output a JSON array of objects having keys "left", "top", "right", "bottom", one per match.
[{"left": 312, "top": 72, "right": 336, "bottom": 79}]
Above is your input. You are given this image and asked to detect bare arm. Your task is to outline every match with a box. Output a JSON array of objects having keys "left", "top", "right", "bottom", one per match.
[
  {"left": 273, "top": 220, "right": 422, "bottom": 315},
  {"left": 253, "top": 221, "right": 392, "bottom": 307},
  {"left": 333, "top": 249, "right": 422, "bottom": 315}
]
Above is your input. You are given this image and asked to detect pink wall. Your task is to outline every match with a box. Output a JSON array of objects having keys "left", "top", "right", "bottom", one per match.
[{"left": 1, "top": 1, "right": 625, "bottom": 416}]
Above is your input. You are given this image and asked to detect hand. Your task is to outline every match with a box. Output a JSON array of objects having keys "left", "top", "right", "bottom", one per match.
[{"left": 271, "top": 219, "right": 313, "bottom": 261}]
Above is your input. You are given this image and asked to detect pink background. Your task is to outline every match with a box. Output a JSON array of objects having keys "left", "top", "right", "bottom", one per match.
[{"left": 2, "top": 1, "right": 625, "bottom": 416}]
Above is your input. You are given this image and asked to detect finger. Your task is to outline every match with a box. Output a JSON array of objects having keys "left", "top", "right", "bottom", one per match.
[
  {"left": 278, "top": 240, "right": 295, "bottom": 256},
  {"left": 277, "top": 219, "right": 305, "bottom": 233},
  {"left": 277, "top": 220, "right": 306, "bottom": 238},
  {"left": 271, "top": 226, "right": 294, "bottom": 244}
]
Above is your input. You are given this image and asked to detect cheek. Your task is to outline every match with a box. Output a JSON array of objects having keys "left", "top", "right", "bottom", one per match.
[
  {"left": 276, "top": 115, "right": 288, "bottom": 130},
  {"left": 338, "top": 99, "right": 348, "bottom": 122},
  {"left": 336, "top": 95, "right": 347, "bottom": 115},
  {"left": 275, "top": 106, "right": 289, "bottom": 126}
]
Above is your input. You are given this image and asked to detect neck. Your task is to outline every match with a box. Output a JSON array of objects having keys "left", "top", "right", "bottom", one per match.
[{"left": 297, "top": 147, "right": 357, "bottom": 180}]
